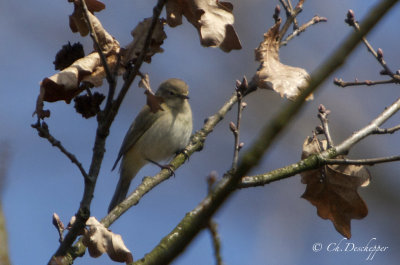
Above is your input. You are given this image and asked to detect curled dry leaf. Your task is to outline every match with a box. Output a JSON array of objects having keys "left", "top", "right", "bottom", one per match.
[
  {"left": 36, "top": 3, "right": 120, "bottom": 117},
  {"left": 138, "top": 74, "right": 164, "bottom": 113},
  {"left": 82, "top": 217, "right": 133, "bottom": 263},
  {"left": 253, "top": 20, "right": 313, "bottom": 101},
  {"left": 122, "top": 18, "right": 167, "bottom": 64},
  {"left": 166, "top": 0, "right": 241, "bottom": 52},
  {"left": 69, "top": 0, "right": 106, "bottom": 36},
  {"left": 300, "top": 136, "right": 370, "bottom": 239}
]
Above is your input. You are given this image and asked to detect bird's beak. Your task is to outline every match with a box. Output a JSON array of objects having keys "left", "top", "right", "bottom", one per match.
[{"left": 179, "top": 94, "right": 189, "bottom": 99}]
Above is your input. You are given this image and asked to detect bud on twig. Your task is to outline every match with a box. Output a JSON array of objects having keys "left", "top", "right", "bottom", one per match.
[
  {"left": 315, "top": 125, "right": 324, "bottom": 134},
  {"left": 318, "top": 104, "right": 327, "bottom": 114},
  {"left": 345, "top": 9, "right": 355, "bottom": 26},
  {"left": 229, "top": 121, "right": 237, "bottom": 132},
  {"left": 377, "top": 48, "right": 383, "bottom": 61},
  {"left": 238, "top": 142, "right": 245, "bottom": 150},
  {"left": 273, "top": 5, "right": 280, "bottom": 22}
]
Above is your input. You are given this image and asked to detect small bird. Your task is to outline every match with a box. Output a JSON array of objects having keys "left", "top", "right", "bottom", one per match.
[{"left": 108, "top": 78, "right": 193, "bottom": 213}]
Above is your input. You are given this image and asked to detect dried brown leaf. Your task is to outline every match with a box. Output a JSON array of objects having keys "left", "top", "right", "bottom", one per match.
[
  {"left": 36, "top": 1, "right": 121, "bottom": 114},
  {"left": 68, "top": 0, "right": 105, "bottom": 36},
  {"left": 82, "top": 217, "right": 133, "bottom": 263},
  {"left": 122, "top": 18, "right": 167, "bottom": 64},
  {"left": 166, "top": 0, "right": 241, "bottom": 52},
  {"left": 145, "top": 91, "right": 164, "bottom": 113},
  {"left": 253, "top": 20, "right": 312, "bottom": 101},
  {"left": 138, "top": 74, "right": 163, "bottom": 113},
  {"left": 301, "top": 136, "right": 370, "bottom": 239}
]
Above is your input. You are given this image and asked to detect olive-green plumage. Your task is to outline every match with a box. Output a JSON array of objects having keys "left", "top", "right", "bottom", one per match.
[{"left": 108, "top": 78, "right": 193, "bottom": 213}]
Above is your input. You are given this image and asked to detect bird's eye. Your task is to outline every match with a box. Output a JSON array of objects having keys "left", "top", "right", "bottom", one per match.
[{"left": 168, "top": 91, "right": 175, "bottom": 96}]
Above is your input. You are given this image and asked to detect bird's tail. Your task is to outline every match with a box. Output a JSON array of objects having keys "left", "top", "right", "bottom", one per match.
[{"left": 108, "top": 177, "right": 131, "bottom": 213}]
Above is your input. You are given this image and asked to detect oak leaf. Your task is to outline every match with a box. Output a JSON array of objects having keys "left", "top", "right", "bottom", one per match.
[
  {"left": 138, "top": 74, "right": 164, "bottom": 113},
  {"left": 253, "top": 20, "right": 312, "bottom": 100},
  {"left": 166, "top": 0, "right": 241, "bottom": 52},
  {"left": 35, "top": 3, "right": 120, "bottom": 117},
  {"left": 122, "top": 18, "right": 167, "bottom": 64},
  {"left": 301, "top": 136, "right": 370, "bottom": 239},
  {"left": 82, "top": 217, "right": 133, "bottom": 263},
  {"left": 69, "top": 0, "right": 106, "bottom": 36}
]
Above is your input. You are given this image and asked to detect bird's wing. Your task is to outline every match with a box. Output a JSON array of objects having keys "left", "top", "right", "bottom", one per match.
[{"left": 112, "top": 105, "right": 163, "bottom": 171}]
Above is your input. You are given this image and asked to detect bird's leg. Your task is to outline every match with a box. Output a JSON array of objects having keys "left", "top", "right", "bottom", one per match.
[
  {"left": 175, "top": 148, "right": 190, "bottom": 161},
  {"left": 146, "top": 159, "right": 175, "bottom": 176}
]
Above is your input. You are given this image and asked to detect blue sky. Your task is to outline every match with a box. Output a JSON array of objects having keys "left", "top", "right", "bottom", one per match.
[{"left": 1, "top": 1, "right": 400, "bottom": 264}]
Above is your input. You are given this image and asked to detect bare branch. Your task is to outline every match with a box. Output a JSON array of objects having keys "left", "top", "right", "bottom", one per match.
[
  {"left": 208, "top": 220, "right": 224, "bottom": 265},
  {"left": 206, "top": 172, "right": 224, "bottom": 265},
  {"left": 241, "top": 96, "right": 400, "bottom": 188},
  {"left": 281, "top": 15, "right": 327, "bottom": 46},
  {"left": 334, "top": 77, "right": 397, "bottom": 87},
  {"left": 325, "top": 155, "right": 400, "bottom": 166},
  {"left": 113, "top": 0, "right": 167, "bottom": 115},
  {"left": 79, "top": 0, "right": 115, "bottom": 87},
  {"left": 231, "top": 79, "right": 247, "bottom": 172},
  {"left": 345, "top": 9, "right": 398, "bottom": 78},
  {"left": 373, "top": 124, "right": 400, "bottom": 134},
  {"left": 279, "top": 0, "right": 305, "bottom": 40},
  {"left": 287, "top": 0, "right": 299, "bottom": 29},
  {"left": 317, "top": 104, "right": 333, "bottom": 148},
  {"left": 31, "top": 121, "right": 88, "bottom": 179}
]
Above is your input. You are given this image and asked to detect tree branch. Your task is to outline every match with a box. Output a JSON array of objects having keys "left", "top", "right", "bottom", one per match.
[
  {"left": 373, "top": 124, "right": 400, "bottom": 134},
  {"left": 280, "top": 15, "right": 327, "bottom": 46},
  {"left": 31, "top": 121, "right": 88, "bottom": 179},
  {"left": 240, "top": 96, "right": 400, "bottom": 188},
  {"left": 334, "top": 77, "right": 397, "bottom": 87},
  {"left": 345, "top": 9, "right": 397, "bottom": 78},
  {"left": 131, "top": 1, "right": 400, "bottom": 264},
  {"left": 325, "top": 155, "right": 400, "bottom": 165},
  {"left": 279, "top": 0, "right": 305, "bottom": 40}
]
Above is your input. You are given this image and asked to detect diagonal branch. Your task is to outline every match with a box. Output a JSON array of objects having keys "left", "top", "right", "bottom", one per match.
[
  {"left": 334, "top": 78, "right": 397, "bottom": 87},
  {"left": 373, "top": 124, "right": 400, "bottom": 134},
  {"left": 240, "top": 96, "right": 400, "bottom": 188},
  {"left": 32, "top": 121, "right": 88, "bottom": 179},
  {"left": 325, "top": 155, "right": 400, "bottom": 165},
  {"left": 131, "top": 1, "right": 400, "bottom": 264},
  {"left": 280, "top": 15, "right": 327, "bottom": 46}
]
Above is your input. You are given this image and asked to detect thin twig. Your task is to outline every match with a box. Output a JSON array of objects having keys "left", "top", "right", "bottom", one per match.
[
  {"left": 287, "top": 0, "right": 299, "bottom": 29},
  {"left": 373, "top": 124, "right": 400, "bottom": 134},
  {"left": 279, "top": 0, "right": 305, "bottom": 40},
  {"left": 230, "top": 80, "right": 246, "bottom": 172},
  {"left": 279, "top": 0, "right": 290, "bottom": 17},
  {"left": 208, "top": 220, "right": 224, "bottom": 265},
  {"left": 345, "top": 9, "right": 396, "bottom": 78},
  {"left": 206, "top": 172, "right": 224, "bottom": 265},
  {"left": 334, "top": 77, "right": 397, "bottom": 87},
  {"left": 112, "top": 0, "right": 166, "bottom": 116},
  {"left": 31, "top": 122, "right": 88, "bottom": 179},
  {"left": 79, "top": 0, "right": 114, "bottom": 87},
  {"left": 281, "top": 15, "right": 327, "bottom": 46},
  {"left": 325, "top": 155, "right": 400, "bottom": 165},
  {"left": 317, "top": 104, "right": 333, "bottom": 148}
]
